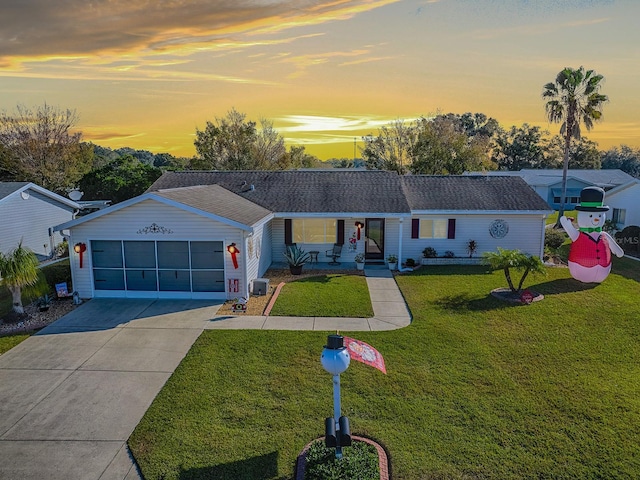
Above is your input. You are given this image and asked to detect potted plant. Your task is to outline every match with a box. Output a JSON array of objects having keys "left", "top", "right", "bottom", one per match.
[
  {"left": 354, "top": 253, "right": 365, "bottom": 271},
  {"left": 283, "top": 245, "right": 310, "bottom": 275},
  {"left": 386, "top": 254, "right": 398, "bottom": 270}
]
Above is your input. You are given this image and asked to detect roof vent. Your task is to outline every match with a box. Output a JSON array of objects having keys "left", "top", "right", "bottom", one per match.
[{"left": 250, "top": 184, "right": 255, "bottom": 191}]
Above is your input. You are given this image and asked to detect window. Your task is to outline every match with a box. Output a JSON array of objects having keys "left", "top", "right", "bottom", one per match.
[
  {"left": 419, "top": 219, "right": 448, "bottom": 239},
  {"left": 612, "top": 208, "right": 626, "bottom": 226},
  {"left": 293, "top": 219, "right": 337, "bottom": 244}
]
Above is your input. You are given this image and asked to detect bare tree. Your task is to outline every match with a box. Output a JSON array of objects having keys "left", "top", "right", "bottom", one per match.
[
  {"left": 252, "top": 118, "right": 286, "bottom": 170},
  {"left": 360, "top": 119, "right": 421, "bottom": 174},
  {"left": 0, "top": 103, "right": 92, "bottom": 193}
]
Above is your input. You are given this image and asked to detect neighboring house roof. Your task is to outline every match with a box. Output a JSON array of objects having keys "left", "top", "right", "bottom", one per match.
[
  {"left": 464, "top": 169, "right": 635, "bottom": 189},
  {"left": 605, "top": 178, "right": 640, "bottom": 198},
  {"left": 402, "top": 175, "right": 551, "bottom": 212},
  {"left": 148, "top": 170, "right": 412, "bottom": 214},
  {"left": 0, "top": 181, "right": 80, "bottom": 209}
]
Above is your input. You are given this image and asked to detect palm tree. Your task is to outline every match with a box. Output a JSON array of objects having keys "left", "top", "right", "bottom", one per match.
[
  {"left": 482, "top": 248, "right": 545, "bottom": 293},
  {"left": 542, "top": 66, "right": 608, "bottom": 223},
  {"left": 0, "top": 242, "right": 40, "bottom": 314}
]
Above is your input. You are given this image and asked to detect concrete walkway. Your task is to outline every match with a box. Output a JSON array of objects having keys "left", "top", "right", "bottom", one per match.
[
  {"left": 0, "top": 269, "right": 410, "bottom": 479},
  {"left": 206, "top": 268, "right": 411, "bottom": 331}
]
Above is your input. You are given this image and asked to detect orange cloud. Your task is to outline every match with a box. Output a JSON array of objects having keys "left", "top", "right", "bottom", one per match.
[{"left": 0, "top": 1, "right": 401, "bottom": 68}]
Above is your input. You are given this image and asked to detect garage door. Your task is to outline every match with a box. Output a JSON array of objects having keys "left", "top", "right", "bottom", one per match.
[{"left": 91, "top": 240, "right": 226, "bottom": 298}]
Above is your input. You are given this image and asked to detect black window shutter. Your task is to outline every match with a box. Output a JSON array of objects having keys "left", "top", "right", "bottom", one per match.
[
  {"left": 447, "top": 219, "right": 456, "bottom": 239},
  {"left": 284, "top": 219, "right": 292, "bottom": 244},
  {"left": 336, "top": 220, "right": 345, "bottom": 245},
  {"left": 411, "top": 219, "right": 420, "bottom": 239}
]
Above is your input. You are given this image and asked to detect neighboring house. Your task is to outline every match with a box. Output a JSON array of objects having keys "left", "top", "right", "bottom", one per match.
[
  {"left": 464, "top": 169, "right": 636, "bottom": 211},
  {"left": 0, "top": 182, "right": 79, "bottom": 260},
  {"left": 54, "top": 171, "right": 551, "bottom": 301},
  {"left": 605, "top": 179, "right": 640, "bottom": 229}
]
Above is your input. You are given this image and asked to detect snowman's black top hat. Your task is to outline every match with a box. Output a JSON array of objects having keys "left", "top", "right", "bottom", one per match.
[{"left": 575, "top": 186, "right": 609, "bottom": 212}]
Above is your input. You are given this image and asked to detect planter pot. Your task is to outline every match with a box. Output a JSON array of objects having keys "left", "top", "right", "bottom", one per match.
[
  {"left": 388, "top": 262, "right": 397, "bottom": 271},
  {"left": 289, "top": 265, "right": 303, "bottom": 275},
  {"left": 356, "top": 262, "right": 365, "bottom": 271}
]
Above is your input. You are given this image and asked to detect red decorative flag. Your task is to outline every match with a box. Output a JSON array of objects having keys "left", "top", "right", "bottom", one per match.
[{"left": 343, "top": 337, "right": 386, "bottom": 374}]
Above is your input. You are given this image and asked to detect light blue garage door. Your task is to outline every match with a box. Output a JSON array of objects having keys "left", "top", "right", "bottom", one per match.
[{"left": 91, "top": 240, "right": 225, "bottom": 298}]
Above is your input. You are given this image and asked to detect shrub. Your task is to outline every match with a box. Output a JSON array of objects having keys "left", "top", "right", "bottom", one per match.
[
  {"left": 545, "top": 227, "right": 567, "bottom": 251},
  {"left": 422, "top": 247, "right": 437, "bottom": 258},
  {"left": 41, "top": 261, "right": 72, "bottom": 290},
  {"left": 615, "top": 225, "right": 640, "bottom": 253},
  {"left": 405, "top": 258, "right": 416, "bottom": 267},
  {"left": 444, "top": 250, "right": 455, "bottom": 258},
  {"left": 304, "top": 440, "right": 379, "bottom": 480}
]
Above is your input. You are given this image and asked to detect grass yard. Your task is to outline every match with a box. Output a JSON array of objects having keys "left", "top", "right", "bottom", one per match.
[
  {"left": 0, "top": 333, "right": 30, "bottom": 355},
  {"left": 130, "top": 258, "right": 640, "bottom": 479},
  {"left": 268, "top": 274, "right": 374, "bottom": 317},
  {"left": 546, "top": 209, "right": 576, "bottom": 225}
]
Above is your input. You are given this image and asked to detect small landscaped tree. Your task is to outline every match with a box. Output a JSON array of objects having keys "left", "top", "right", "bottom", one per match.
[
  {"left": 483, "top": 247, "right": 546, "bottom": 293},
  {"left": 0, "top": 242, "right": 40, "bottom": 315}
]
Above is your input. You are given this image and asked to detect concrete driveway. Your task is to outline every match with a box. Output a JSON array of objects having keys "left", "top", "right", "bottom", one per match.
[{"left": 0, "top": 299, "right": 223, "bottom": 480}]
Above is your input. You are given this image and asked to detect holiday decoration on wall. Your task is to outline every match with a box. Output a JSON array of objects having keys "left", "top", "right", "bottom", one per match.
[
  {"left": 560, "top": 186, "right": 624, "bottom": 283},
  {"left": 354, "top": 221, "right": 364, "bottom": 240},
  {"left": 348, "top": 232, "right": 357, "bottom": 252},
  {"left": 227, "top": 243, "right": 240, "bottom": 269},
  {"left": 74, "top": 243, "right": 87, "bottom": 268}
]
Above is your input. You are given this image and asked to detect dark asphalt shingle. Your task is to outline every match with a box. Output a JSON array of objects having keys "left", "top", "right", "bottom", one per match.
[{"left": 402, "top": 175, "right": 552, "bottom": 211}]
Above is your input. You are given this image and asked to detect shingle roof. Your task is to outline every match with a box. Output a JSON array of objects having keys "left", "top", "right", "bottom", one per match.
[
  {"left": 466, "top": 169, "right": 635, "bottom": 188},
  {"left": 154, "top": 185, "right": 272, "bottom": 226},
  {"left": 148, "top": 170, "right": 411, "bottom": 214},
  {"left": 402, "top": 175, "right": 551, "bottom": 211},
  {"left": 0, "top": 182, "right": 29, "bottom": 200}
]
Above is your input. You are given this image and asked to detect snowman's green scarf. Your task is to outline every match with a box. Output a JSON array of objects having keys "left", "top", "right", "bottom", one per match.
[{"left": 579, "top": 227, "right": 602, "bottom": 233}]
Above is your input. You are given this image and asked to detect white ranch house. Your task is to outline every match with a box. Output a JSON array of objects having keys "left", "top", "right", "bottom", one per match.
[{"left": 55, "top": 171, "right": 552, "bottom": 301}]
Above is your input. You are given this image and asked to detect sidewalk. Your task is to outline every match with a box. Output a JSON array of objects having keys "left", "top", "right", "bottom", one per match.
[{"left": 204, "top": 268, "right": 412, "bottom": 331}]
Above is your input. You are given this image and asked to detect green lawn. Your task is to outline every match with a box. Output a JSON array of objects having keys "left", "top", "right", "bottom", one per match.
[
  {"left": 0, "top": 333, "right": 30, "bottom": 355},
  {"left": 546, "top": 209, "right": 576, "bottom": 225},
  {"left": 269, "top": 274, "right": 374, "bottom": 317},
  {"left": 129, "top": 257, "right": 640, "bottom": 479}
]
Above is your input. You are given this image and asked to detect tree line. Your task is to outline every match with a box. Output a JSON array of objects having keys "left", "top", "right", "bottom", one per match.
[{"left": 1, "top": 80, "right": 639, "bottom": 206}]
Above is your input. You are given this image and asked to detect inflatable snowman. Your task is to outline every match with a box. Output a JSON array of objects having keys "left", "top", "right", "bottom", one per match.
[{"left": 560, "top": 186, "right": 624, "bottom": 283}]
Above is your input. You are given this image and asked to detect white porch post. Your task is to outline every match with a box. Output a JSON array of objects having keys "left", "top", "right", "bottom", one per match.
[{"left": 398, "top": 217, "right": 403, "bottom": 266}]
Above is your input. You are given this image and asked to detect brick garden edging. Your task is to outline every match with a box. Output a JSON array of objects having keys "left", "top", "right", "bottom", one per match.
[{"left": 295, "top": 436, "right": 390, "bottom": 480}]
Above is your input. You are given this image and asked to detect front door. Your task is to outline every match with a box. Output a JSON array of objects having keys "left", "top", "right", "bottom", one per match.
[{"left": 365, "top": 218, "right": 385, "bottom": 261}]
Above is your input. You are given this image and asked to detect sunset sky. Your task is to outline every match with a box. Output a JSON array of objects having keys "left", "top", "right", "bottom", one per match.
[{"left": 1, "top": 0, "right": 638, "bottom": 160}]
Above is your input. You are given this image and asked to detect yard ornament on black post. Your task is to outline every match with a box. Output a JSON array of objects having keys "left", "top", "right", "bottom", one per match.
[
  {"left": 320, "top": 334, "right": 386, "bottom": 459},
  {"left": 321, "top": 335, "right": 351, "bottom": 459},
  {"left": 560, "top": 187, "right": 624, "bottom": 283}
]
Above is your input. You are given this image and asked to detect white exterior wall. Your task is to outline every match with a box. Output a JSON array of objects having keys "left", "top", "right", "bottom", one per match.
[
  {"left": 0, "top": 189, "right": 74, "bottom": 257},
  {"left": 246, "top": 218, "right": 273, "bottom": 293},
  {"left": 400, "top": 214, "right": 547, "bottom": 262},
  {"left": 607, "top": 183, "right": 640, "bottom": 228},
  {"left": 272, "top": 216, "right": 397, "bottom": 265},
  {"left": 66, "top": 200, "right": 246, "bottom": 300}
]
